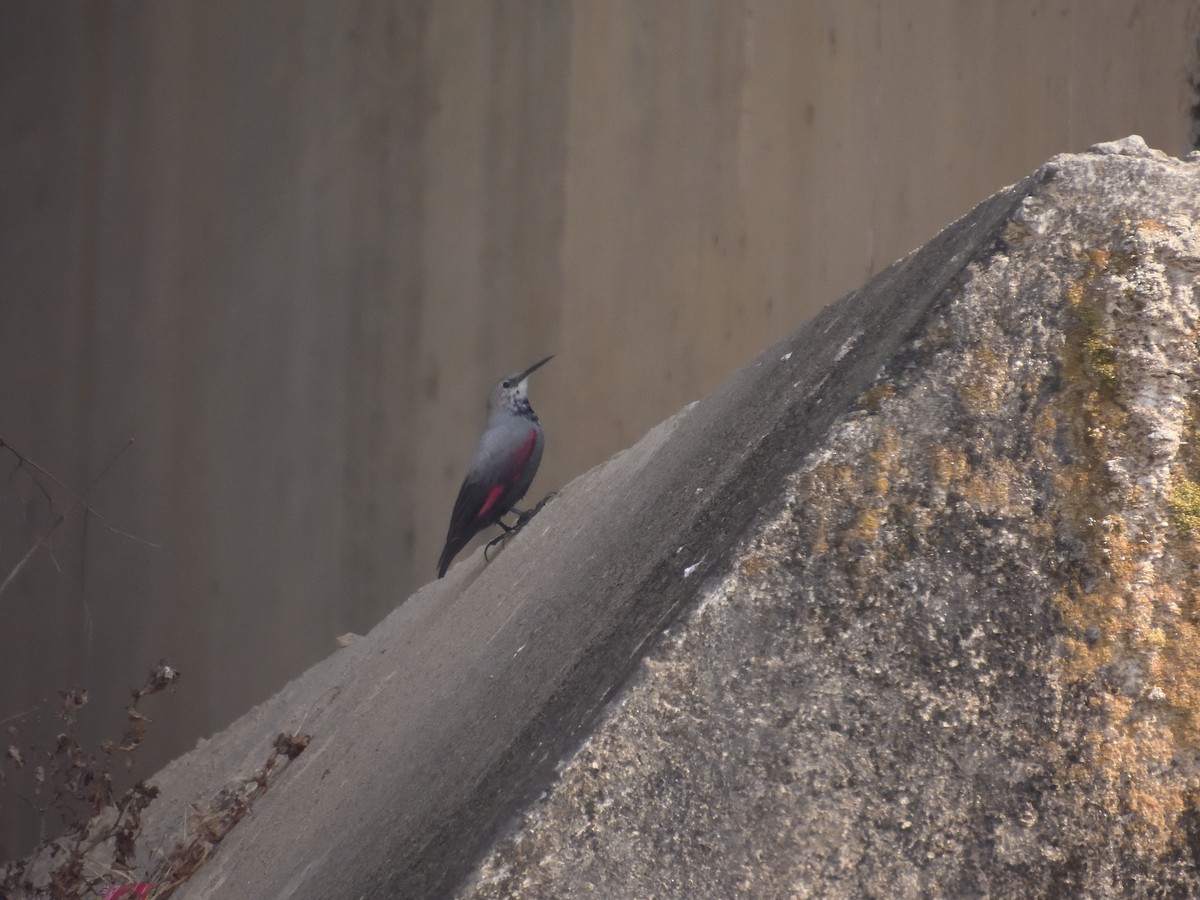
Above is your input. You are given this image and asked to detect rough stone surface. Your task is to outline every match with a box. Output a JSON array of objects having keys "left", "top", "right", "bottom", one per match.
[
  {"left": 124, "top": 139, "right": 1028, "bottom": 898},
  {"left": 18, "top": 139, "right": 1197, "bottom": 899},
  {"left": 3, "top": 11, "right": 1198, "bottom": 858},
  {"left": 460, "top": 137, "right": 1200, "bottom": 898}
]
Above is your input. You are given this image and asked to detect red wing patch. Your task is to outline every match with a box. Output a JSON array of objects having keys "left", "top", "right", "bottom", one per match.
[
  {"left": 512, "top": 429, "right": 538, "bottom": 471},
  {"left": 474, "top": 430, "right": 538, "bottom": 521},
  {"left": 476, "top": 484, "right": 506, "bottom": 519}
]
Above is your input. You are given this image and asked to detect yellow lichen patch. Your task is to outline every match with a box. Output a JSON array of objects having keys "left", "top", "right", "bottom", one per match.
[
  {"left": 1076, "top": 303, "right": 1119, "bottom": 392},
  {"left": 1083, "top": 699, "right": 1187, "bottom": 849},
  {"left": 1175, "top": 395, "right": 1200, "bottom": 474},
  {"left": 931, "top": 444, "right": 969, "bottom": 485},
  {"left": 798, "top": 458, "right": 850, "bottom": 556},
  {"left": 1164, "top": 396, "right": 1200, "bottom": 557},
  {"left": 737, "top": 555, "right": 774, "bottom": 581},
  {"left": 1107, "top": 249, "right": 1141, "bottom": 275},
  {"left": 871, "top": 470, "right": 889, "bottom": 496},
  {"left": 1158, "top": 608, "right": 1200, "bottom": 747},
  {"left": 809, "top": 522, "right": 828, "bottom": 556},
  {"left": 1031, "top": 403, "right": 1059, "bottom": 454},
  {"left": 1136, "top": 218, "right": 1169, "bottom": 235},
  {"left": 1055, "top": 588, "right": 1121, "bottom": 682},
  {"left": 1098, "top": 518, "right": 1139, "bottom": 587},
  {"left": 963, "top": 458, "right": 1020, "bottom": 513},
  {"left": 1062, "top": 251, "right": 1130, "bottom": 410},
  {"left": 1046, "top": 228, "right": 1200, "bottom": 859},
  {"left": 876, "top": 426, "right": 901, "bottom": 467},
  {"left": 809, "top": 458, "right": 853, "bottom": 496},
  {"left": 847, "top": 428, "right": 903, "bottom": 544},
  {"left": 858, "top": 382, "right": 894, "bottom": 412},
  {"left": 1001, "top": 218, "right": 1032, "bottom": 246},
  {"left": 958, "top": 346, "right": 1007, "bottom": 415},
  {"left": 1167, "top": 478, "right": 1200, "bottom": 533},
  {"left": 850, "top": 507, "right": 883, "bottom": 544}
]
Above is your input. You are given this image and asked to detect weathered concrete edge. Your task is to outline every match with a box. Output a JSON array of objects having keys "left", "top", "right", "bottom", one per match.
[
  {"left": 148, "top": 169, "right": 1038, "bottom": 897},
  {"left": 427, "top": 174, "right": 1046, "bottom": 897},
  {"left": 461, "top": 139, "right": 1200, "bottom": 899},
  {"left": 372, "top": 174, "right": 1038, "bottom": 896}
]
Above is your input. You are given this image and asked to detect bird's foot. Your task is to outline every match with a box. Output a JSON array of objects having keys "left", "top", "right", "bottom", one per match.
[
  {"left": 511, "top": 492, "right": 557, "bottom": 530},
  {"left": 484, "top": 532, "right": 507, "bottom": 562},
  {"left": 484, "top": 493, "right": 559, "bottom": 562}
]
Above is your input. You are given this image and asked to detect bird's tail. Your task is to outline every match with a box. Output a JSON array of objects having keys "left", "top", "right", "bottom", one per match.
[{"left": 437, "top": 540, "right": 462, "bottom": 579}]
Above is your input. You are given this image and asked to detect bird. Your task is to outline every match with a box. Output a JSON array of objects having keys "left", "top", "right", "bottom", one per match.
[{"left": 437, "top": 355, "right": 554, "bottom": 578}]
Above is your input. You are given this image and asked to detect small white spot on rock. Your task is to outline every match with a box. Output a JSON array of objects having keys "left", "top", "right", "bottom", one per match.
[
  {"left": 780, "top": 351, "right": 793, "bottom": 362},
  {"left": 684, "top": 557, "right": 705, "bottom": 578},
  {"left": 834, "top": 333, "right": 861, "bottom": 362}
]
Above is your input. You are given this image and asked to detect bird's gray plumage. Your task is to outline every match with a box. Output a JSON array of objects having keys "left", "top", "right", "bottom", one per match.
[{"left": 437, "top": 356, "right": 552, "bottom": 578}]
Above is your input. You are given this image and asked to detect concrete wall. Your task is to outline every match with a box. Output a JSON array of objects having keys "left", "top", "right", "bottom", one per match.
[{"left": 1, "top": 0, "right": 1197, "bottom": 855}]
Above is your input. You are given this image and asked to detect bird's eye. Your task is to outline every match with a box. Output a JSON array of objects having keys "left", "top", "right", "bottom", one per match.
[{"left": 502, "top": 380, "right": 512, "bottom": 389}]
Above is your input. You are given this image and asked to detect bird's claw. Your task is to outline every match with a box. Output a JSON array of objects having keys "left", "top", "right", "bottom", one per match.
[
  {"left": 484, "top": 492, "right": 559, "bottom": 563},
  {"left": 513, "top": 491, "right": 557, "bottom": 529},
  {"left": 484, "top": 533, "right": 507, "bottom": 562}
]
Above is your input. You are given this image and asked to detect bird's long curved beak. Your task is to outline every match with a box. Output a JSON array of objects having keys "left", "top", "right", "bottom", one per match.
[{"left": 517, "top": 355, "right": 554, "bottom": 382}]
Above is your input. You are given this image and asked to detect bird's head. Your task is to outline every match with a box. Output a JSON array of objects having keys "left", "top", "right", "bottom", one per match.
[{"left": 490, "top": 355, "right": 553, "bottom": 418}]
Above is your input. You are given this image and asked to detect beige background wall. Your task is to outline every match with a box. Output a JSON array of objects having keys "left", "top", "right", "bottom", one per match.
[{"left": 1, "top": 0, "right": 1197, "bottom": 854}]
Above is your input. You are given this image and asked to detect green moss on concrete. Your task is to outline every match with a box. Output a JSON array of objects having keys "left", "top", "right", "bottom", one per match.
[
  {"left": 1168, "top": 478, "right": 1200, "bottom": 533},
  {"left": 1080, "top": 321, "right": 1119, "bottom": 390}
]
